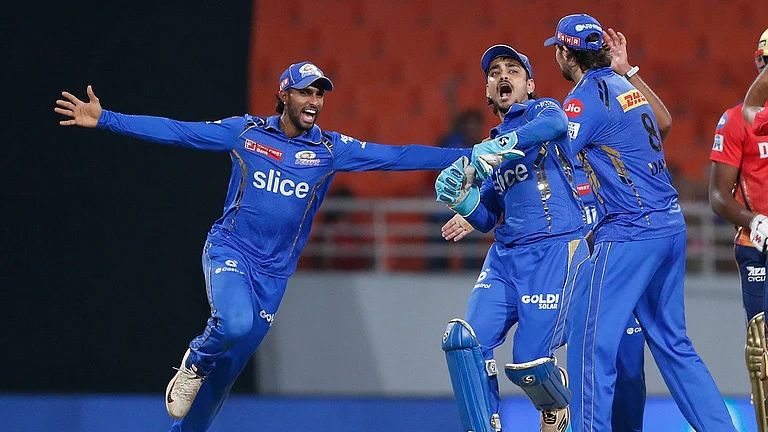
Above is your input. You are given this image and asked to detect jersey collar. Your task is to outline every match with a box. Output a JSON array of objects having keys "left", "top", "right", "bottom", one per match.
[
  {"left": 264, "top": 115, "right": 324, "bottom": 144},
  {"left": 490, "top": 100, "right": 533, "bottom": 138}
]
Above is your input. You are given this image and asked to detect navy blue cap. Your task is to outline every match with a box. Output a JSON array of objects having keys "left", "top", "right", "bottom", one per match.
[
  {"left": 544, "top": 14, "right": 604, "bottom": 51},
  {"left": 480, "top": 45, "right": 534, "bottom": 79},
  {"left": 278, "top": 61, "right": 334, "bottom": 92}
]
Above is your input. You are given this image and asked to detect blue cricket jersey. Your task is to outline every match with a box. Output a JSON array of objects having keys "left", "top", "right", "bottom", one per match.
[
  {"left": 463, "top": 98, "right": 585, "bottom": 245},
  {"left": 96, "top": 111, "right": 471, "bottom": 277},
  {"left": 564, "top": 67, "right": 685, "bottom": 242}
]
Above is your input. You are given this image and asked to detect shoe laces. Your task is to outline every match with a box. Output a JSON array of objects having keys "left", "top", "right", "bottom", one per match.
[{"left": 171, "top": 366, "right": 204, "bottom": 399}]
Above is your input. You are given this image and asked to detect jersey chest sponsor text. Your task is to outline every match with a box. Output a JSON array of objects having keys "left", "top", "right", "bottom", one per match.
[
  {"left": 252, "top": 169, "right": 311, "bottom": 198},
  {"left": 493, "top": 163, "right": 529, "bottom": 193}
]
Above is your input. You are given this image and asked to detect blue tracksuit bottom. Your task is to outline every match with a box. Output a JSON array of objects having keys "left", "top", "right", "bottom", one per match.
[
  {"left": 568, "top": 232, "right": 736, "bottom": 432},
  {"left": 170, "top": 240, "right": 288, "bottom": 432}
]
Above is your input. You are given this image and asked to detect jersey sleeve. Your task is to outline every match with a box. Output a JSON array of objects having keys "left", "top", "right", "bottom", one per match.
[
  {"left": 562, "top": 93, "right": 607, "bottom": 153},
  {"left": 510, "top": 98, "right": 568, "bottom": 151},
  {"left": 330, "top": 132, "right": 472, "bottom": 172},
  {"left": 710, "top": 109, "right": 744, "bottom": 168},
  {"left": 463, "top": 178, "right": 502, "bottom": 233},
  {"left": 753, "top": 105, "right": 768, "bottom": 136},
  {"left": 96, "top": 110, "right": 244, "bottom": 151}
]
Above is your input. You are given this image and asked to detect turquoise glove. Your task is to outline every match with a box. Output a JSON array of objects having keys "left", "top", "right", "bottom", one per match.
[
  {"left": 470, "top": 131, "right": 525, "bottom": 180},
  {"left": 435, "top": 156, "right": 481, "bottom": 216}
]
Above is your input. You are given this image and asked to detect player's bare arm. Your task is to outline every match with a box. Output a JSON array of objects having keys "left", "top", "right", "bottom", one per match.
[
  {"left": 708, "top": 162, "right": 756, "bottom": 228},
  {"left": 743, "top": 66, "right": 768, "bottom": 125},
  {"left": 55, "top": 85, "right": 102, "bottom": 128},
  {"left": 604, "top": 28, "right": 672, "bottom": 140}
]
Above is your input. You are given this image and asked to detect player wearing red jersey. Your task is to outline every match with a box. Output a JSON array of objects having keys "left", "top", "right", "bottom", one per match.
[{"left": 709, "top": 28, "right": 768, "bottom": 432}]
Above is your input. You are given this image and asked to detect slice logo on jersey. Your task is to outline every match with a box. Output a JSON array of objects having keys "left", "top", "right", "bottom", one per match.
[
  {"left": 564, "top": 100, "right": 583, "bottom": 118},
  {"left": 568, "top": 121, "right": 581, "bottom": 139},
  {"left": 294, "top": 150, "right": 320, "bottom": 166},
  {"left": 712, "top": 134, "right": 724, "bottom": 152},
  {"left": 474, "top": 268, "right": 491, "bottom": 289},
  {"left": 759, "top": 142, "right": 768, "bottom": 159},
  {"left": 747, "top": 266, "right": 766, "bottom": 282},
  {"left": 492, "top": 163, "right": 529, "bottom": 194},
  {"left": 716, "top": 113, "right": 727, "bottom": 129},
  {"left": 616, "top": 89, "right": 648, "bottom": 112},
  {"left": 521, "top": 293, "right": 559, "bottom": 310},
  {"left": 245, "top": 139, "right": 284, "bottom": 161},
  {"left": 252, "top": 169, "right": 311, "bottom": 198}
]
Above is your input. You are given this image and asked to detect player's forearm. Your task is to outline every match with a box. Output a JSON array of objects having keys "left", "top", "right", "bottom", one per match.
[
  {"left": 461, "top": 203, "right": 499, "bottom": 233},
  {"left": 511, "top": 107, "right": 568, "bottom": 150},
  {"left": 743, "top": 67, "right": 768, "bottom": 126},
  {"left": 708, "top": 186, "right": 755, "bottom": 228},
  {"left": 628, "top": 75, "right": 672, "bottom": 140},
  {"left": 96, "top": 110, "right": 233, "bottom": 150}
]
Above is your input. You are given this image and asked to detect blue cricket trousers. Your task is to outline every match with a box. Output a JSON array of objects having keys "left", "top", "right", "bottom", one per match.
[
  {"left": 170, "top": 241, "right": 288, "bottom": 432},
  {"left": 568, "top": 232, "right": 736, "bottom": 432}
]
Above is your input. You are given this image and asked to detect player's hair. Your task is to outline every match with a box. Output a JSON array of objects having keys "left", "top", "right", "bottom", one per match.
[
  {"left": 567, "top": 33, "right": 611, "bottom": 72},
  {"left": 275, "top": 95, "right": 285, "bottom": 114}
]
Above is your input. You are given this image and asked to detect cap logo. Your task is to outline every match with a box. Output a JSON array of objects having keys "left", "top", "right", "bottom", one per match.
[
  {"left": 279, "top": 77, "right": 290, "bottom": 91},
  {"left": 574, "top": 23, "right": 602, "bottom": 32},
  {"left": 298, "top": 63, "right": 322, "bottom": 78},
  {"left": 556, "top": 32, "right": 581, "bottom": 46}
]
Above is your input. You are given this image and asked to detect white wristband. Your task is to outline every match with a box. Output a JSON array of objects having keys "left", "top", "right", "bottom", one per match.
[{"left": 624, "top": 65, "right": 640, "bottom": 80}]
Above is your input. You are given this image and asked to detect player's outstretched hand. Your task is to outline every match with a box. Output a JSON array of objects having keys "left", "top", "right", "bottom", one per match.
[
  {"left": 55, "top": 85, "right": 103, "bottom": 128},
  {"left": 442, "top": 214, "right": 475, "bottom": 242},
  {"left": 604, "top": 28, "right": 632, "bottom": 76},
  {"left": 470, "top": 132, "right": 525, "bottom": 180}
]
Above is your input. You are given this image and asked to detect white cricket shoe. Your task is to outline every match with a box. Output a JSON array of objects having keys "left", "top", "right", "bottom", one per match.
[
  {"left": 165, "top": 349, "right": 205, "bottom": 419},
  {"left": 540, "top": 366, "right": 570, "bottom": 432}
]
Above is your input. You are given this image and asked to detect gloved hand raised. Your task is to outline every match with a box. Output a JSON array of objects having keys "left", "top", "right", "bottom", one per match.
[{"left": 470, "top": 131, "right": 525, "bottom": 180}]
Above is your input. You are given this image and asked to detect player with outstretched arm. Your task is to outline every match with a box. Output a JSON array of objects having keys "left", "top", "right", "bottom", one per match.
[{"left": 55, "top": 61, "right": 472, "bottom": 432}]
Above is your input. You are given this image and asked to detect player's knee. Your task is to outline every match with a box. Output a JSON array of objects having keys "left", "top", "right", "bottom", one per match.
[
  {"left": 443, "top": 318, "right": 481, "bottom": 352},
  {"left": 505, "top": 357, "right": 570, "bottom": 411},
  {"left": 218, "top": 313, "right": 254, "bottom": 344}
]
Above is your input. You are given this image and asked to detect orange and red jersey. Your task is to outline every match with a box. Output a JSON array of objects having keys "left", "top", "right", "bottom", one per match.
[{"left": 710, "top": 102, "right": 768, "bottom": 246}]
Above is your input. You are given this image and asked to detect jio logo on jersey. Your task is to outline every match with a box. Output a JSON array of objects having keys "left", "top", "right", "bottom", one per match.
[
  {"left": 253, "top": 169, "right": 310, "bottom": 198},
  {"left": 564, "top": 99, "right": 583, "bottom": 118},
  {"left": 493, "top": 164, "right": 529, "bottom": 193}
]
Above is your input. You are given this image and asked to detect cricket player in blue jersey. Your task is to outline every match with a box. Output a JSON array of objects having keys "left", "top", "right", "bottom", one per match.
[
  {"left": 435, "top": 44, "right": 591, "bottom": 432},
  {"left": 55, "top": 61, "right": 473, "bottom": 432},
  {"left": 544, "top": 13, "right": 736, "bottom": 432}
]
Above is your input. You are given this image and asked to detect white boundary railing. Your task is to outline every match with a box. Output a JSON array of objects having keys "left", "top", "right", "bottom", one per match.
[{"left": 301, "top": 199, "right": 738, "bottom": 275}]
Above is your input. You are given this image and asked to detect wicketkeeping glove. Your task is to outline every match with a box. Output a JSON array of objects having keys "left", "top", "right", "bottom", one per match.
[
  {"left": 750, "top": 214, "right": 768, "bottom": 254},
  {"left": 470, "top": 131, "right": 526, "bottom": 180},
  {"left": 435, "top": 156, "right": 480, "bottom": 216}
]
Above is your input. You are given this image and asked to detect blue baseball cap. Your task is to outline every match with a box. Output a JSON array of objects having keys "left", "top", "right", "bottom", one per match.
[
  {"left": 480, "top": 44, "right": 534, "bottom": 79},
  {"left": 543, "top": 14, "right": 604, "bottom": 51},
  {"left": 278, "top": 61, "right": 334, "bottom": 92}
]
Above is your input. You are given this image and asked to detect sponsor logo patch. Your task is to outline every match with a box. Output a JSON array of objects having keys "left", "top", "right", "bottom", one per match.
[
  {"left": 748, "top": 266, "right": 767, "bottom": 283},
  {"left": 616, "top": 89, "right": 648, "bottom": 112},
  {"left": 575, "top": 23, "right": 602, "bottom": 32},
  {"left": 556, "top": 31, "right": 580, "bottom": 46},
  {"left": 564, "top": 100, "right": 583, "bottom": 118},
  {"left": 716, "top": 113, "right": 727, "bottom": 129},
  {"left": 521, "top": 293, "right": 560, "bottom": 310},
  {"left": 577, "top": 183, "right": 591, "bottom": 195},
  {"left": 568, "top": 121, "right": 581, "bottom": 139},
  {"left": 759, "top": 142, "right": 768, "bottom": 159},
  {"left": 245, "top": 139, "right": 283, "bottom": 161},
  {"left": 294, "top": 150, "right": 320, "bottom": 166},
  {"left": 712, "top": 134, "right": 724, "bottom": 152}
]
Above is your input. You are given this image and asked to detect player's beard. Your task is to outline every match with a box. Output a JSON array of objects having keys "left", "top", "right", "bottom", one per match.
[
  {"left": 560, "top": 67, "right": 574, "bottom": 82},
  {"left": 285, "top": 102, "right": 317, "bottom": 132}
]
